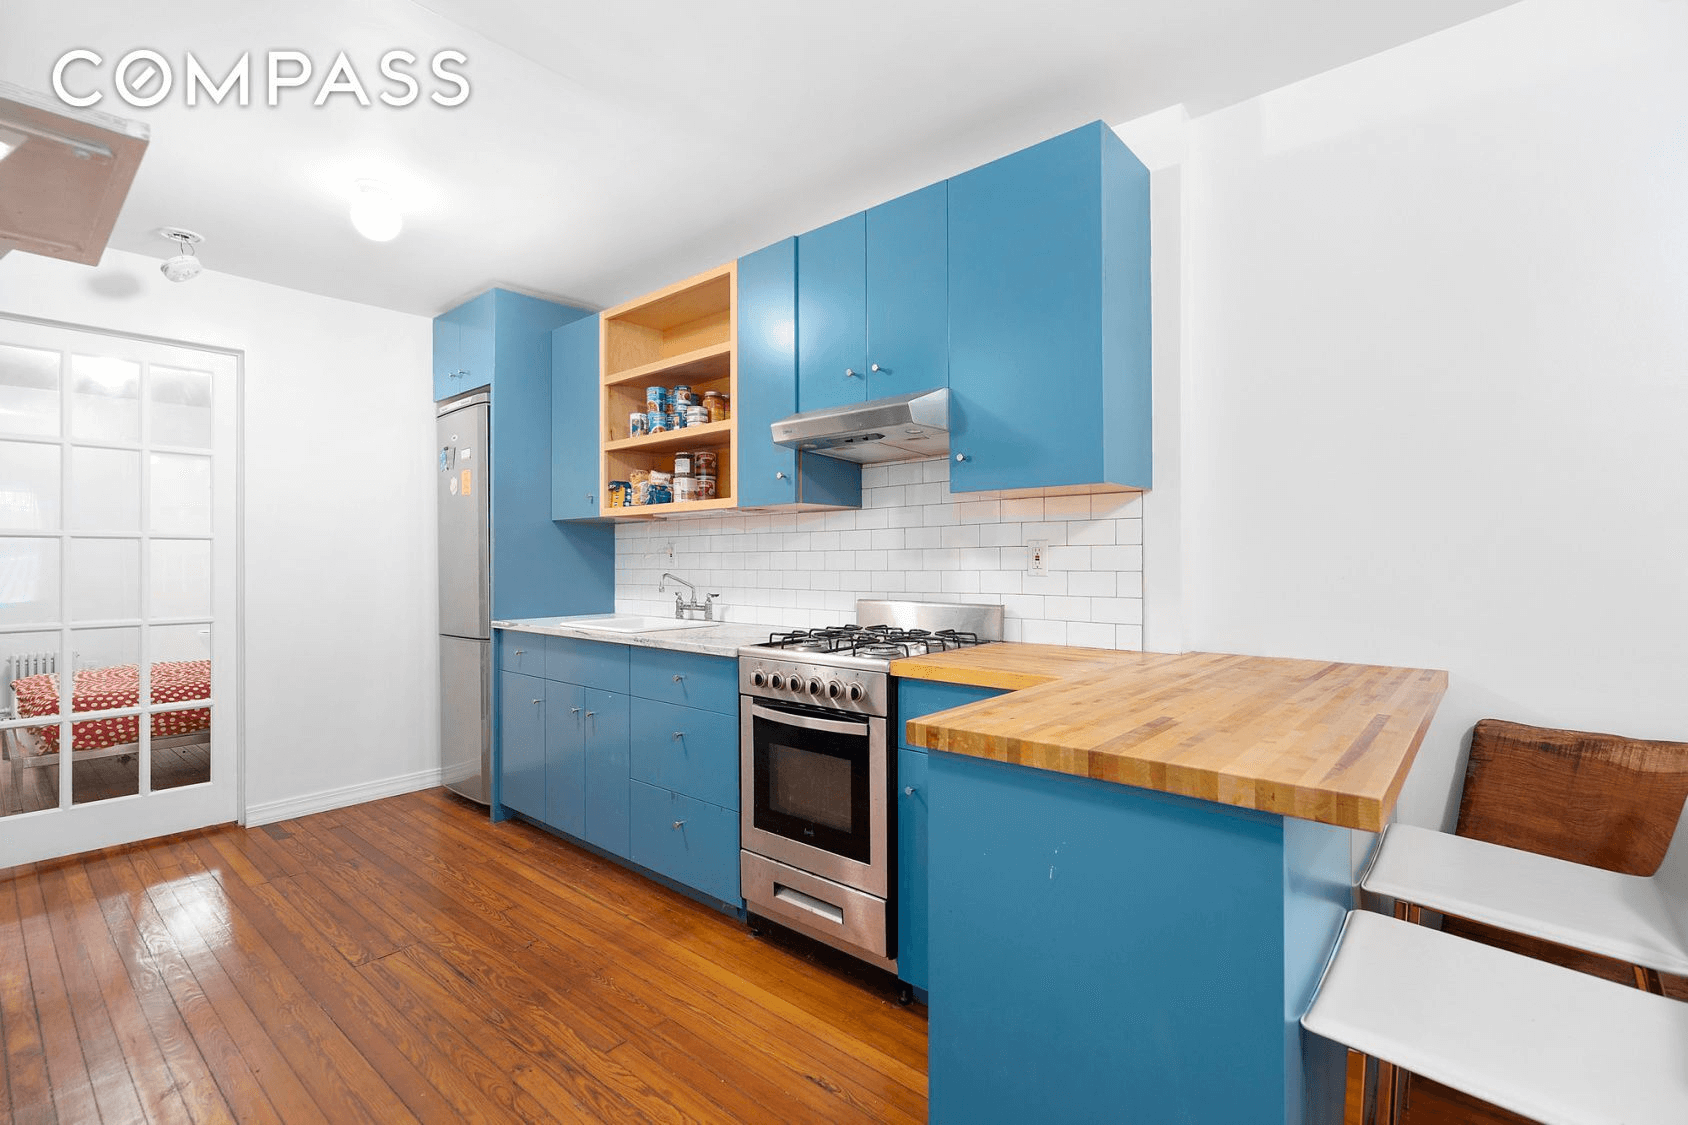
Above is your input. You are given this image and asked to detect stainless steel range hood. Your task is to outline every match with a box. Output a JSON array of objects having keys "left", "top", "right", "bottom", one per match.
[
  {"left": 0, "top": 82, "right": 150, "bottom": 265},
  {"left": 770, "top": 388, "right": 949, "bottom": 464}
]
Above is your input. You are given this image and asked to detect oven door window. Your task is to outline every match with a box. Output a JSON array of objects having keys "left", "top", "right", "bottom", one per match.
[{"left": 752, "top": 706, "right": 871, "bottom": 863}]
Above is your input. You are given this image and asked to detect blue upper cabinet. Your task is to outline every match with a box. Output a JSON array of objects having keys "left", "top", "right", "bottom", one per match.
[
  {"left": 796, "top": 213, "right": 868, "bottom": 412},
  {"left": 552, "top": 315, "right": 602, "bottom": 522},
  {"left": 433, "top": 291, "right": 497, "bottom": 400},
  {"left": 798, "top": 185, "right": 949, "bottom": 410},
  {"left": 947, "top": 121, "right": 1151, "bottom": 493},
  {"left": 738, "top": 239, "right": 862, "bottom": 509},
  {"left": 865, "top": 182, "right": 947, "bottom": 399}
]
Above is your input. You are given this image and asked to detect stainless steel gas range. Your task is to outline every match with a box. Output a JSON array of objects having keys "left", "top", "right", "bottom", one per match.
[{"left": 738, "top": 600, "right": 1003, "bottom": 970}]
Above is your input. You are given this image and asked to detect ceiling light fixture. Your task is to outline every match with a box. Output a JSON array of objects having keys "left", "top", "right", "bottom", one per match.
[
  {"left": 349, "top": 179, "right": 402, "bottom": 241},
  {"left": 158, "top": 226, "right": 203, "bottom": 282}
]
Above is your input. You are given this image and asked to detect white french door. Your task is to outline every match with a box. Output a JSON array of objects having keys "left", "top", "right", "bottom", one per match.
[{"left": 0, "top": 317, "right": 239, "bottom": 867}]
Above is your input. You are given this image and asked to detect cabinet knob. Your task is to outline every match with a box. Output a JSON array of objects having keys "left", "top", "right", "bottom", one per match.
[
  {"left": 672, "top": 731, "right": 683, "bottom": 740},
  {"left": 513, "top": 648, "right": 524, "bottom": 656},
  {"left": 870, "top": 363, "right": 882, "bottom": 373},
  {"left": 570, "top": 707, "right": 581, "bottom": 715},
  {"left": 586, "top": 493, "right": 593, "bottom": 501},
  {"left": 775, "top": 471, "right": 787, "bottom": 480},
  {"left": 585, "top": 710, "right": 596, "bottom": 718},
  {"left": 904, "top": 785, "right": 916, "bottom": 796},
  {"left": 954, "top": 453, "right": 968, "bottom": 463},
  {"left": 844, "top": 368, "right": 858, "bottom": 378},
  {"left": 673, "top": 674, "right": 684, "bottom": 682},
  {"left": 530, "top": 699, "right": 541, "bottom": 706},
  {"left": 672, "top": 819, "right": 686, "bottom": 830}
]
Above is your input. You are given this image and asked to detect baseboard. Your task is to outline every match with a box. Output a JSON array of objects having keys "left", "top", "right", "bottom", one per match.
[{"left": 244, "top": 766, "right": 444, "bottom": 828}]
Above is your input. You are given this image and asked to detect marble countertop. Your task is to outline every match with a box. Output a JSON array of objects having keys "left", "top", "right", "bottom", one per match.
[{"left": 491, "top": 616, "right": 769, "bottom": 658}]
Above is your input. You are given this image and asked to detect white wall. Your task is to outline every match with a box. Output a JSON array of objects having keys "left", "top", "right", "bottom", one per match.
[
  {"left": 0, "top": 248, "right": 437, "bottom": 818},
  {"left": 1179, "top": 0, "right": 1688, "bottom": 829},
  {"left": 616, "top": 460, "right": 1145, "bottom": 648}
]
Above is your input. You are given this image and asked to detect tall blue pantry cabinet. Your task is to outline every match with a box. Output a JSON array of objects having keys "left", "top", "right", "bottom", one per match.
[{"left": 432, "top": 289, "right": 615, "bottom": 818}]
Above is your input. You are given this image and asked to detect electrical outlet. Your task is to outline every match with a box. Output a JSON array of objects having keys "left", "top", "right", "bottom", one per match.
[
  {"left": 1027, "top": 539, "right": 1049, "bottom": 576},
  {"left": 665, "top": 541, "right": 675, "bottom": 560}
]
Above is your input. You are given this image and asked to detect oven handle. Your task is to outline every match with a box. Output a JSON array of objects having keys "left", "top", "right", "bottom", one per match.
[{"left": 748, "top": 702, "right": 869, "bottom": 738}]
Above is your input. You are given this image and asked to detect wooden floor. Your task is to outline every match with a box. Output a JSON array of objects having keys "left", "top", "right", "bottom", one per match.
[
  {"left": 0, "top": 788, "right": 928, "bottom": 1124},
  {"left": 0, "top": 743, "right": 210, "bottom": 818}
]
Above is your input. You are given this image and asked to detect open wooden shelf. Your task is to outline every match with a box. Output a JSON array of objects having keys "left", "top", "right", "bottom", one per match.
[
  {"left": 604, "top": 419, "right": 733, "bottom": 454},
  {"left": 603, "top": 341, "right": 732, "bottom": 389},
  {"left": 598, "top": 496, "right": 738, "bottom": 519},
  {"left": 599, "top": 261, "right": 739, "bottom": 517}
]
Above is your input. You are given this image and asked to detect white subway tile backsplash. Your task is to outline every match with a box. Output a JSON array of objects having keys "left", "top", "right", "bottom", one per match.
[{"left": 613, "top": 458, "right": 1145, "bottom": 650}]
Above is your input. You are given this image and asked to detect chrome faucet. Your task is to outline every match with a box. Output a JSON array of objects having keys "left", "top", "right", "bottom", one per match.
[{"left": 659, "top": 572, "right": 718, "bottom": 621}]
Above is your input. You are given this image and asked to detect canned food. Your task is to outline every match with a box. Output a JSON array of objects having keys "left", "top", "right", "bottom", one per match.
[
  {"left": 645, "top": 386, "right": 669, "bottom": 414},
  {"left": 647, "top": 410, "right": 669, "bottom": 434},
  {"left": 673, "top": 451, "right": 694, "bottom": 476},
  {"left": 628, "top": 412, "right": 648, "bottom": 438},
  {"left": 702, "top": 391, "right": 727, "bottom": 423},
  {"left": 607, "top": 481, "right": 631, "bottom": 508},
  {"left": 674, "top": 473, "right": 698, "bottom": 502},
  {"left": 692, "top": 451, "right": 718, "bottom": 477},
  {"left": 696, "top": 473, "right": 717, "bottom": 500},
  {"left": 685, "top": 405, "right": 709, "bottom": 427},
  {"left": 669, "top": 410, "right": 685, "bottom": 430},
  {"left": 672, "top": 385, "right": 696, "bottom": 408}
]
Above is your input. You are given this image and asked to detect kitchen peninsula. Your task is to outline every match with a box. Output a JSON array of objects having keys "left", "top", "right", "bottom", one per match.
[{"left": 894, "top": 645, "right": 1447, "bottom": 1124}]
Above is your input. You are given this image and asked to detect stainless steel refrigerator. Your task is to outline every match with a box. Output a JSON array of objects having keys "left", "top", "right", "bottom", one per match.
[{"left": 437, "top": 392, "right": 492, "bottom": 804}]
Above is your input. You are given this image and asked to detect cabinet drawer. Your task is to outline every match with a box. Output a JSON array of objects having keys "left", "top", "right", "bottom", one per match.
[
  {"left": 629, "top": 780, "right": 741, "bottom": 904},
  {"left": 497, "top": 632, "right": 546, "bottom": 677},
  {"left": 898, "top": 681, "right": 1007, "bottom": 750},
  {"left": 629, "top": 648, "right": 737, "bottom": 714},
  {"left": 896, "top": 747, "right": 930, "bottom": 990},
  {"left": 546, "top": 635, "right": 629, "bottom": 693},
  {"left": 630, "top": 700, "right": 739, "bottom": 810}
]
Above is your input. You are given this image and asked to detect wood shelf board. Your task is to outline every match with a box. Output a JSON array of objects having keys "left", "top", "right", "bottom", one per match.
[
  {"left": 604, "top": 419, "right": 733, "bottom": 453},
  {"left": 600, "top": 263, "right": 734, "bottom": 331},
  {"left": 598, "top": 496, "right": 739, "bottom": 519},
  {"left": 603, "top": 341, "right": 733, "bottom": 388}
]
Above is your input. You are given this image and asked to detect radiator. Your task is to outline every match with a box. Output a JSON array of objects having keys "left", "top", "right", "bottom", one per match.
[{"left": 4, "top": 650, "right": 56, "bottom": 720}]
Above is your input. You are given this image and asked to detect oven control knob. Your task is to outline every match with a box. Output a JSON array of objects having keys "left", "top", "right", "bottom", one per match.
[
  {"left": 847, "top": 682, "right": 865, "bottom": 702},
  {"left": 767, "top": 672, "right": 784, "bottom": 690},
  {"left": 750, "top": 669, "right": 767, "bottom": 688},
  {"left": 807, "top": 677, "right": 824, "bottom": 696},
  {"left": 826, "top": 679, "right": 843, "bottom": 699}
]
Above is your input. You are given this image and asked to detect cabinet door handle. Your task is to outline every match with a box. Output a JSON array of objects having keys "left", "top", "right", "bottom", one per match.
[
  {"left": 672, "top": 819, "right": 686, "bottom": 830},
  {"left": 904, "top": 785, "right": 916, "bottom": 796},
  {"left": 673, "top": 674, "right": 684, "bottom": 682},
  {"left": 672, "top": 731, "right": 684, "bottom": 741},
  {"left": 531, "top": 699, "right": 542, "bottom": 706},
  {"left": 584, "top": 710, "right": 596, "bottom": 718},
  {"left": 775, "top": 471, "right": 787, "bottom": 480},
  {"left": 570, "top": 707, "right": 581, "bottom": 715},
  {"left": 513, "top": 648, "right": 524, "bottom": 656},
  {"left": 870, "top": 363, "right": 883, "bottom": 373},
  {"left": 954, "top": 453, "right": 968, "bottom": 463},
  {"left": 844, "top": 368, "right": 858, "bottom": 378}
]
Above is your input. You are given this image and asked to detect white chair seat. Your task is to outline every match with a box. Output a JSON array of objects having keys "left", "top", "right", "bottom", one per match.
[
  {"left": 1363, "top": 822, "right": 1688, "bottom": 976},
  {"left": 1304, "top": 911, "right": 1688, "bottom": 1125}
]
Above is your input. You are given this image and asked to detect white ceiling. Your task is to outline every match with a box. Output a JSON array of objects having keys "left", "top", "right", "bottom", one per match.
[{"left": 0, "top": 0, "right": 1516, "bottom": 316}]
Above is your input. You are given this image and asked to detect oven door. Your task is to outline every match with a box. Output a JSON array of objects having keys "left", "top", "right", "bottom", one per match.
[{"left": 740, "top": 699, "right": 888, "bottom": 898}]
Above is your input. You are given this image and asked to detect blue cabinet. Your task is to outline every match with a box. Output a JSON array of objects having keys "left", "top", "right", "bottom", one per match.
[
  {"left": 546, "top": 635, "right": 629, "bottom": 694},
  {"left": 432, "top": 291, "right": 496, "bottom": 400},
  {"left": 543, "top": 682, "right": 586, "bottom": 837},
  {"left": 551, "top": 314, "right": 602, "bottom": 521},
  {"left": 582, "top": 687, "right": 630, "bottom": 856},
  {"left": 797, "top": 213, "right": 867, "bottom": 413},
  {"left": 497, "top": 630, "right": 545, "bottom": 678},
  {"left": 738, "top": 240, "right": 861, "bottom": 510},
  {"left": 631, "top": 700, "right": 739, "bottom": 811},
  {"left": 630, "top": 780, "right": 741, "bottom": 904},
  {"left": 865, "top": 182, "right": 947, "bottom": 399},
  {"left": 798, "top": 185, "right": 948, "bottom": 411},
  {"left": 629, "top": 648, "right": 737, "bottom": 714},
  {"left": 896, "top": 679, "right": 1006, "bottom": 992},
  {"left": 946, "top": 120, "right": 1150, "bottom": 494},
  {"left": 896, "top": 748, "right": 930, "bottom": 991},
  {"left": 498, "top": 670, "right": 546, "bottom": 821}
]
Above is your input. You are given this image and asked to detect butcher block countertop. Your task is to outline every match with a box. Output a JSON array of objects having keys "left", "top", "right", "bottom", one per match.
[{"left": 892, "top": 644, "right": 1448, "bottom": 832}]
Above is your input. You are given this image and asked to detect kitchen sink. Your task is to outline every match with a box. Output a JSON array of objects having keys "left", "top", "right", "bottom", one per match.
[{"left": 536, "top": 614, "right": 717, "bottom": 633}]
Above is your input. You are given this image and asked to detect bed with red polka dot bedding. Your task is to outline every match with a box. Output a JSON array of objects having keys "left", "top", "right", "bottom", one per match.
[{"left": 10, "top": 661, "right": 212, "bottom": 754}]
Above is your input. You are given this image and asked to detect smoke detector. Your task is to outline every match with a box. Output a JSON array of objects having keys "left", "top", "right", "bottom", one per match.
[{"left": 158, "top": 227, "right": 203, "bottom": 282}]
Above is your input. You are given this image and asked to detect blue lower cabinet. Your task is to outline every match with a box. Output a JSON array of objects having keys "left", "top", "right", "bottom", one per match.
[
  {"left": 898, "top": 680, "right": 1007, "bottom": 749},
  {"left": 543, "top": 682, "right": 586, "bottom": 838},
  {"left": 630, "top": 700, "right": 739, "bottom": 810},
  {"left": 896, "top": 748, "right": 931, "bottom": 991},
  {"left": 629, "top": 780, "right": 741, "bottom": 904},
  {"left": 582, "top": 688, "right": 630, "bottom": 856},
  {"left": 628, "top": 648, "right": 738, "bottom": 714},
  {"left": 547, "top": 635, "right": 629, "bottom": 694},
  {"left": 498, "top": 671, "right": 546, "bottom": 820},
  {"left": 497, "top": 632, "right": 545, "bottom": 677}
]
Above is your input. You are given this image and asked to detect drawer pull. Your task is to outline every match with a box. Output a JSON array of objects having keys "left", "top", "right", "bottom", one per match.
[
  {"left": 570, "top": 707, "right": 581, "bottom": 715},
  {"left": 672, "top": 731, "right": 683, "bottom": 741},
  {"left": 514, "top": 648, "right": 525, "bottom": 656},
  {"left": 530, "top": 698, "right": 541, "bottom": 706},
  {"left": 672, "top": 819, "right": 686, "bottom": 830},
  {"left": 904, "top": 785, "right": 916, "bottom": 796},
  {"left": 585, "top": 711, "right": 596, "bottom": 718},
  {"left": 672, "top": 674, "right": 684, "bottom": 682},
  {"left": 774, "top": 883, "right": 845, "bottom": 926}
]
